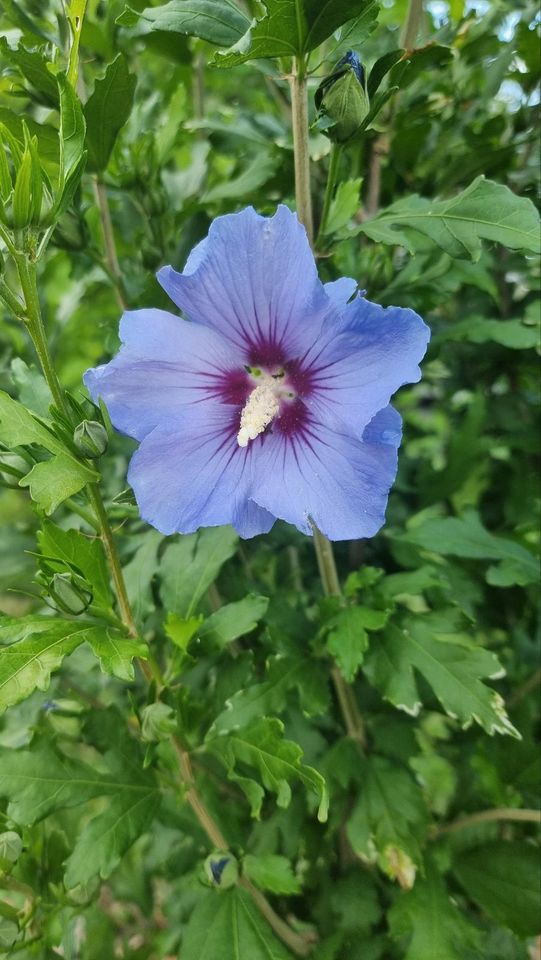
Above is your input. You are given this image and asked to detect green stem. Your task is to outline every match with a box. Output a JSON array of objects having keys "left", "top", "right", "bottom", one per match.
[
  {"left": 316, "top": 143, "right": 341, "bottom": 249},
  {"left": 86, "top": 483, "right": 140, "bottom": 639},
  {"left": 289, "top": 64, "right": 366, "bottom": 749},
  {"left": 432, "top": 807, "right": 541, "bottom": 838},
  {"left": 15, "top": 255, "right": 66, "bottom": 413}
]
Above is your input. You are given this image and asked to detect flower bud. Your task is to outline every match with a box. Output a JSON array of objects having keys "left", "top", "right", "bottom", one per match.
[
  {"left": 141, "top": 702, "right": 177, "bottom": 742},
  {"left": 73, "top": 419, "right": 108, "bottom": 458},
  {"left": 48, "top": 572, "right": 92, "bottom": 616},
  {"left": 315, "top": 51, "right": 370, "bottom": 143},
  {"left": 204, "top": 853, "right": 239, "bottom": 890}
]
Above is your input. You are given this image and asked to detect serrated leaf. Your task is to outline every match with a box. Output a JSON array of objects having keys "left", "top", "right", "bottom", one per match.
[
  {"left": 118, "top": 1, "right": 250, "bottom": 47},
  {"left": 358, "top": 177, "right": 541, "bottom": 259},
  {"left": 38, "top": 520, "right": 112, "bottom": 611},
  {"left": 0, "top": 740, "right": 108, "bottom": 823},
  {"left": 19, "top": 455, "right": 98, "bottom": 514},
  {"left": 0, "top": 617, "right": 101, "bottom": 713},
  {"left": 210, "top": 655, "right": 328, "bottom": 734},
  {"left": 160, "top": 527, "right": 238, "bottom": 618},
  {"left": 0, "top": 37, "right": 58, "bottom": 106},
  {"left": 214, "top": 0, "right": 377, "bottom": 67},
  {"left": 346, "top": 756, "right": 427, "bottom": 883},
  {"left": 325, "top": 1, "right": 380, "bottom": 62},
  {"left": 183, "top": 888, "right": 294, "bottom": 959},
  {"left": 453, "top": 841, "right": 541, "bottom": 938},
  {"left": 400, "top": 511, "right": 538, "bottom": 586},
  {"left": 389, "top": 861, "right": 480, "bottom": 959},
  {"left": 206, "top": 717, "right": 328, "bottom": 821},
  {"left": 85, "top": 629, "right": 148, "bottom": 681},
  {"left": 364, "top": 616, "right": 519, "bottom": 737},
  {"left": 198, "top": 595, "right": 269, "bottom": 648},
  {"left": 243, "top": 854, "right": 301, "bottom": 894},
  {"left": 0, "top": 391, "right": 98, "bottom": 513},
  {"left": 84, "top": 54, "right": 136, "bottom": 172},
  {"left": 326, "top": 606, "right": 387, "bottom": 682},
  {"left": 64, "top": 787, "right": 157, "bottom": 887}
]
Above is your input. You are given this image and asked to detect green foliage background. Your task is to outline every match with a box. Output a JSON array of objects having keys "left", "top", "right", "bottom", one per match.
[{"left": 0, "top": 1, "right": 539, "bottom": 958}]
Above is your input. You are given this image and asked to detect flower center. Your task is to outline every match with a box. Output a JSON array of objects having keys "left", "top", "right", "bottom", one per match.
[{"left": 237, "top": 371, "right": 291, "bottom": 447}]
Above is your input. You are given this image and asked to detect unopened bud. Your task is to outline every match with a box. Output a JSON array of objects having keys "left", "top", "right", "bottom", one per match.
[
  {"left": 315, "top": 51, "right": 370, "bottom": 143},
  {"left": 73, "top": 419, "right": 108, "bottom": 458},
  {"left": 48, "top": 572, "right": 92, "bottom": 616},
  {"left": 204, "top": 853, "right": 239, "bottom": 890},
  {"left": 141, "top": 702, "right": 177, "bottom": 742}
]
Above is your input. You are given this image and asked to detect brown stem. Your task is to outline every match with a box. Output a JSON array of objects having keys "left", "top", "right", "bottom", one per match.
[
  {"left": 508, "top": 668, "right": 541, "bottom": 707},
  {"left": 92, "top": 178, "right": 129, "bottom": 311},
  {"left": 432, "top": 807, "right": 541, "bottom": 838},
  {"left": 288, "top": 59, "right": 314, "bottom": 245},
  {"left": 173, "top": 738, "right": 312, "bottom": 955}
]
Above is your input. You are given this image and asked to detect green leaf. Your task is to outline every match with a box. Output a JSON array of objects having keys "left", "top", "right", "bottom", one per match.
[
  {"left": 453, "top": 841, "right": 541, "bottom": 938},
  {"left": 123, "top": 530, "right": 163, "bottom": 622},
  {"left": 439, "top": 315, "right": 540, "bottom": 350},
  {"left": 57, "top": 73, "right": 86, "bottom": 189},
  {"left": 389, "top": 861, "right": 480, "bottom": 959},
  {"left": 327, "top": 1, "right": 380, "bottom": 62},
  {"left": 160, "top": 527, "right": 238, "bottom": 618},
  {"left": 0, "top": 391, "right": 98, "bottom": 513},
  {"left": 400, "top": 511, "right": 538, "bottom": 586},
  {"left": 84, "top": 54, "right": 136, "bottom": 172},
  {"left": 326, "top": 606, "right": 388, "bottom": 682},
  {"left": 210, "top": 655, "right": 328, "bottom": 735},
  {"left": 0, "top": 831, "right": 22, "bottom": 864},
  {"left": 118, "top": 1, "right": 250, "bottom": 47},
  {"left": 358, "top": 177, "right": 541, "bottom": 259},
  {"left": 38, "top": 520, "right": 112, "bottom": 610},
  {"left": 85, "top": 629, "right": 148, "bottom": 681},
  {"left": 0, "top": 617, "right": 102, "bottom": 713},
  {"left": 198, "top": 595, "right": 269, "bottom": 648},
  {"left": 19, "top": 455, "right": 98, "bottom": 514},
  {"left": 207, "top": 717, "right": 328, "bottom": 821},
  {"left": 64, "top": 786, "right": 157, "bottom": 887},
  {"left": 243, "top": 854, "right": 301, "bottom": 895},
  {"left": 183, "top": 887, "right": 294, "bottom": 959},
  {"left": 202, "top": 150, "right": 279, "bottom": 203},
  {"left": 364, "top": 616, "right": 519, "bottom": 737},
  {"left": 0, "top": 918, "right": 18, "bottom": 950},
  {"left": 0, "top": 740, "right": 110, "bottom": 824},
  {"left": 323, "top": 178, "right": 362, "bottom": 235},
  {"left": 214, "top": 0, "right": 376, "bottom": 67},
  {"left": 346, "top": 756, "right": 427, "bottom": 884},
  {"left": 0, "top": 37, "right": 58, "bottom": 106}
]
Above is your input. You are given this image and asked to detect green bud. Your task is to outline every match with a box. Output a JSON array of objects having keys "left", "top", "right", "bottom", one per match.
[
  {"left": 204, "top": 852, "right": 239, "bottom": 890},
  {"left": 141, "top": 702, "right": 177, "bottom": 742},
  {"left": 48, "top": 572, "right": 92, "bottom": 616},
  {"left": 315, "top": 53, "right": 370, "bottom": 144},
  {"left": 73, "top": 419, "right": 108, "bottom": 458}
]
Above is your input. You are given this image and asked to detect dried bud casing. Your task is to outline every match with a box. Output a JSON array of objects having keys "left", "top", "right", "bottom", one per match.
[
  {"left": 73, "top": 420, "right": 108, "bottom": 458},
  {"left": 315, "top": 51, "right": 370, "bottom": 143}
]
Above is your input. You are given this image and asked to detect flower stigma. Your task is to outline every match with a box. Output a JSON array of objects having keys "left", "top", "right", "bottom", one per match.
[{"left": 237, "top": 370, "right": 292, "bottom": 447}]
